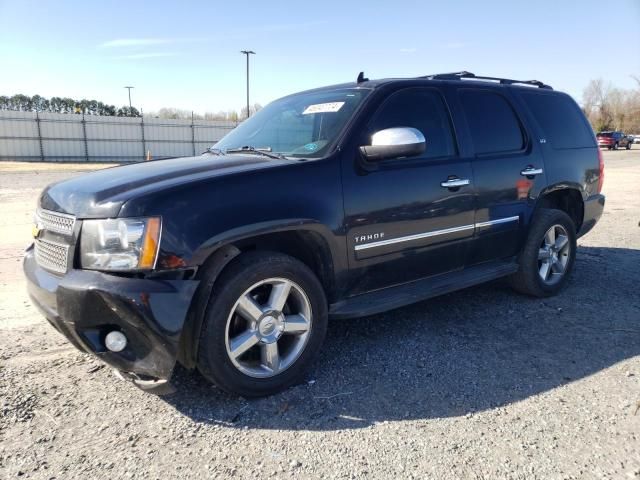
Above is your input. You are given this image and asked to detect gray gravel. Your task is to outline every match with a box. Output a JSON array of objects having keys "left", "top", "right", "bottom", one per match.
[{"left": 1, "top": 151, "right": 639, "bottom": 479}]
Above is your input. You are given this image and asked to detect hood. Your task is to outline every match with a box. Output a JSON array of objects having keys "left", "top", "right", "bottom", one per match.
[{"left": 39, "top": 154, "right": 288, "bottom": 218}]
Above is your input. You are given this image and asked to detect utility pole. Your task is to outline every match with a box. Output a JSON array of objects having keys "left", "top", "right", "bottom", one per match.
[
  {"left": 240, "top": 51, "right": 255, "bottom": 119},
  {"left": 124, "top": 86, "right": 134, "bottom": 109}
]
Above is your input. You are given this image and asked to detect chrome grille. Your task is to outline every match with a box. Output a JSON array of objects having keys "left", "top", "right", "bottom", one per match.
[
  {"left": 36, "top": 209, "right": 76, "bottom": 235},
  {"left": 35, "top": 238, "right": 69, "bottom": 274}
]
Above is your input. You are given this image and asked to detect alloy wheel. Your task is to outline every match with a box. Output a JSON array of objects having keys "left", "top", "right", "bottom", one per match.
[
  {"left": 537, "top": 224, "right": 571, "bottom": 285},
  {"left": 224, "top": 278, "right": 312, "bottom": 378}
]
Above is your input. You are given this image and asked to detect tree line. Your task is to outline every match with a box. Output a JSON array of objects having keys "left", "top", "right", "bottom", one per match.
[
  {"left": 148, "top": 104, "right": 262, "bottom": 122},
  {"left": 0, "top": 93, "right": 260, "bottom": 121},
  {"left": 582, "top": 76, "right": 640, "bottom": 133},
  {"left": 0, "top": 94, "right": 141, "bottom": 117}
]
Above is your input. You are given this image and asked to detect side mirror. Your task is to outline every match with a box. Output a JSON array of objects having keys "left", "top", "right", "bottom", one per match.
[{"left": 360, "top": 127, "right": 426, "bottom": 162}]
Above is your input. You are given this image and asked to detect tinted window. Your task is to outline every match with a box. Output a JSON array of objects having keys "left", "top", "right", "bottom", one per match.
[
  {"left": 460, "top": 90, "right": 524, "bottom": 154},
  {"left": 520, "top": 92, "right": 595, "bottom": 149},
  {"left": 370, "top": 88, "right": 456, "bottom": 159}
]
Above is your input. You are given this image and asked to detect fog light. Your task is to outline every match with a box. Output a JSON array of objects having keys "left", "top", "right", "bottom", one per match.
[{"left": 105, "top": 331, "right": 127, "bottom": 352}]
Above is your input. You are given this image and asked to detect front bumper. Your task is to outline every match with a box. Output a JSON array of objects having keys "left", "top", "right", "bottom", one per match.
[
  {"left": 578, "top": 193, "right": 605, "bottom": 238},
  {"left": 23, "top": 247, "right": 199, "bottom": 390}
]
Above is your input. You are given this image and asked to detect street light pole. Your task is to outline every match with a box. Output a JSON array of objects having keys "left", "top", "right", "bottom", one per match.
[
  {"left": 124, "top": 86, "right": 134, "bottom": 109},
  {"left": 240, "top": 51, "right": 255, "bottom": 119}
]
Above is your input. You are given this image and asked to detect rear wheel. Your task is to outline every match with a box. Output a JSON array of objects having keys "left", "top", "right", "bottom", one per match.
[
  {"left": 197, "top": 251, "right": 328, "bottom": 397},
  {"left": 626, "top": 142, "right": 632, "bottom": 150},
  {"left": 508, "top": 209, "right": 577, "bottom": 297},
  {"left": 613, "top": 142, "right": 619, "bottom": 150}
]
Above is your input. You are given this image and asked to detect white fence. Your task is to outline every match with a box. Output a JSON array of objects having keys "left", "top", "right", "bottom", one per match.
[{"left": 0, "top": 110, "right": 238, "bottom": 162}]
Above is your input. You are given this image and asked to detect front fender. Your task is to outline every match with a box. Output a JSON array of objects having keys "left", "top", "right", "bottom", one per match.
[{"left": 189, "top": 218, "right": 342, "bottom": 267}]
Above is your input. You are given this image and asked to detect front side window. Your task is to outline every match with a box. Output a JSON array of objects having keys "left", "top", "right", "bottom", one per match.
[
  {"left": 460, "top": 89, "right": 525, "bottom": 155},
  {"left": 368, "top": 88, "right": 456, "bottom": 159},
  {"left": 213, "top": 89, "right": 370, "bottom": 158}
]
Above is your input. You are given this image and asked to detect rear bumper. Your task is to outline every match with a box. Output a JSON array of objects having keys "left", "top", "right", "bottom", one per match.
[
  {"left": 578, "top": 193, "right": 605, "bottom": 238},
  {"left": 23, "top": 246, "right": 199, "bottom": 390}
]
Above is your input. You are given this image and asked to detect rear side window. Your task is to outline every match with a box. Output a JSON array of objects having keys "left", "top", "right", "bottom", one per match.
[
  {"left": 370, "top": 88, "right": 456, "bottom": 159},
  {"left": 459, "top": 90, "right": 524, "bottom": 155},
  {"left": 520, "top": 92, "right": 594, "bottom": 149}
]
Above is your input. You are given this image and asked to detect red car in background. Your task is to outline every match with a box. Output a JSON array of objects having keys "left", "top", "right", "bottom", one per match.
[{"left": 597, "top": 131, "right": 633, "bottom": 150}]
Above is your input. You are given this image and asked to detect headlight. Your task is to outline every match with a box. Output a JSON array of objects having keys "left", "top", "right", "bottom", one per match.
[{"left": 80, "top": 217, "right": 161, "bottom": 271}]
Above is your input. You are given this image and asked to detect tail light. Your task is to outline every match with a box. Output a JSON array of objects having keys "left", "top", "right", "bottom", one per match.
[{"left": 597, "top": 148, "right": 604, "bottom": 193}]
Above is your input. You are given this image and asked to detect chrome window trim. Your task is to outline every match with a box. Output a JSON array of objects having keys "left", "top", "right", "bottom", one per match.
[{"left": 354, "top": 215, "right": 520, "bottom": 251}]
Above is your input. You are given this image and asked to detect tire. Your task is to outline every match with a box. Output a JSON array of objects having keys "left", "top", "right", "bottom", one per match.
[
  {"left": 626, "top": 142, "right": 631, "bottom": 150},
  {"left": 613, "top": 142, "right": 619, "bottom": 150},
  {"left": 508, "top": 209, "right": 577, "bottom": 298},
  {"left": 197, "top": 251, "right": 328, "bottom": 397}
]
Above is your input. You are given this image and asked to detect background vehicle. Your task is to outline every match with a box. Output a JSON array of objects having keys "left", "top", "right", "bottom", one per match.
[
  {"left": 24, "top": 72, "right": 605, "bottom": 397},
  {"left": 596, "top": 131, "right": 633, "bottom": 149}
]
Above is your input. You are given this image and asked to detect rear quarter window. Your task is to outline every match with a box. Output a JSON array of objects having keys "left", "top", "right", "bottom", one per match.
[{"left": 520, "top": 92, "right": 595, "bottom": 149}]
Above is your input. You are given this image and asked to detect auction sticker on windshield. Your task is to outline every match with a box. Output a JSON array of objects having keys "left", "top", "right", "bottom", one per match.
[{"left": 303, "top": 102, "right": 345, "bottom": 115}]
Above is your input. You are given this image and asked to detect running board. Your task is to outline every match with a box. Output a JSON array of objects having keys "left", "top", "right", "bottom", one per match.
[{"left": 329, "top": 260, "right": 518, "bottom": 320}]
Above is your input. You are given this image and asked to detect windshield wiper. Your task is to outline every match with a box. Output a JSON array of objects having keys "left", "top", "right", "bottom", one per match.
[
  {"left": 225, "top": 146, "right": 285, "bottom": 159},
  {"left": 203, "top": 147, "right": 225, "bottom": 155}
]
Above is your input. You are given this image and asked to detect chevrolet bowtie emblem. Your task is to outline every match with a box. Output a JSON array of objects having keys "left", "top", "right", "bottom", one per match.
[{"left": 32, "top": 223, "right": 42, "bottom": 238}]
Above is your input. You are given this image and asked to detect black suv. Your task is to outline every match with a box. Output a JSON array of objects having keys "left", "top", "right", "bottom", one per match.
[{"left": 24, "top": 71, "right": 605, "bottom": 397}]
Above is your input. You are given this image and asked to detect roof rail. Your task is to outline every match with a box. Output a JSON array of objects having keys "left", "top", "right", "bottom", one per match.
[{"left": 422, "top": 71, "right": 553, "bottom": 90}]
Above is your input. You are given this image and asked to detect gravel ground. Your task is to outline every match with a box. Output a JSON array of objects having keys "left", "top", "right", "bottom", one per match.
[{"left": 1, "top": 151, "right": 639, "bottom": 479}]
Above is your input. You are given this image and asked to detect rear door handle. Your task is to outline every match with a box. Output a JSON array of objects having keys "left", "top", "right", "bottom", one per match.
[
  {"left": 520, "top": 167, "right": 543, "bottom": 177},
  {"left": 440, "top": 178, "right": 470, "bottom": 188}
]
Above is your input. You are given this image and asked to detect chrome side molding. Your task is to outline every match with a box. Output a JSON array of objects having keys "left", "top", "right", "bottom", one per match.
[
  {"left": 354, "top": 215, "right": 520, "bottom": 251},
  {"left": 475, "top": 215, "right": 520, "bottom": 229},
  {"left": 354, "top": 224, "right": 474, "bottom": 251}
]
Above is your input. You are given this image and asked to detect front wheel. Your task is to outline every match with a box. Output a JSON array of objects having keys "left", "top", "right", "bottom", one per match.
[
  {"left": 197, "top": 251, "right": 328, "bottom": 397},
  {"left": 508, "top": 209, "right": 577, "bottom": 297},
  {"left": 613, "top": 142, "right": 619, "bottom": 150},
  {"left": 626, "top": 142, "right": 632, "bottom": 150}
]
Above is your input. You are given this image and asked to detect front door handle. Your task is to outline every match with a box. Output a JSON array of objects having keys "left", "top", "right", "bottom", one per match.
[
  {"left": 440, "top": 178, "right": 470, "bottom": 188},
  {"left": 520, "top": 166, "right": 544, "bottom": 177}
]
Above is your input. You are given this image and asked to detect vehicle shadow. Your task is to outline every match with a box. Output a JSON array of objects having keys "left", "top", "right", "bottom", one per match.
[{"left": 162, "top": 245, "right": 640, "bottom": 431}]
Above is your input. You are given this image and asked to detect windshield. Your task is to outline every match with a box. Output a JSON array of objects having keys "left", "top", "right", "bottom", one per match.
[
  {"left": 212, "top": 88, "right": 370, "bottom": 158},
  {"left": 597, "top": 132, "right": 613, "bottom": 137}
]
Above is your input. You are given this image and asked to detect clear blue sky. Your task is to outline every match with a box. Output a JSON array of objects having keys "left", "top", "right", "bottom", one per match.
[{"left": 1, "top": 0, "right": 639, "bottom": 114}]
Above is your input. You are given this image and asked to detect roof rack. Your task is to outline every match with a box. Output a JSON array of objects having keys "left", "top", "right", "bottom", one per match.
[{"left": 422, "top": 71, "right": 552, "bottom": 90}]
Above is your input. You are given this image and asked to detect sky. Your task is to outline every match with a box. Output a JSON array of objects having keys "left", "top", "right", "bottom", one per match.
[{"left": 1, "top": 0, "right": 639, "bottom": 114}]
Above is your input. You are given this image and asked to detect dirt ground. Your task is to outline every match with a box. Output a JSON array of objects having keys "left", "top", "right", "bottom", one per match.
[{"left": 1, "top": 151, "right": 639, "bottom": 479}]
